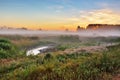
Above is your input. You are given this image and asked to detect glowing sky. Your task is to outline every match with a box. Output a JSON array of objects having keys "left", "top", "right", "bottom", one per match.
[{"left": 0, "top": 0, "right": 120, "bottom": 31}]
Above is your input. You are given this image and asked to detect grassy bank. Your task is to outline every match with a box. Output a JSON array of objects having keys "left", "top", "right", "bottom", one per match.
[
  {"left": 0, "top": 36, "right": 120, "bottom": 80},
  {"left": 0, "top": 44, "right": 119, "bottom": 80}
]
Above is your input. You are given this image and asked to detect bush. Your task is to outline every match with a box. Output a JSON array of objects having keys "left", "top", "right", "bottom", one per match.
[
  {"left": 56, "top": 54, "right": 67, "bottom": 63},
  {"left": 42, "top": 53, "right": 53, "bottom": 63},
  {"left": 45, "top": 53, "right": 52, "bottom": 59},
  {"left": 0, "top": 38, "right": 19, "bottom": 58},
  {"left": 0, "top": 43, "right": 12, "bottom": 50},
  {"left": 57, "top": 45, "right": 68, "bottom": 51},
  {"left": 0, "top": 50, "right": 11, "bottom": 58},
  {"left": 0, "top": 38, "right": 11, "bottom": 43}
]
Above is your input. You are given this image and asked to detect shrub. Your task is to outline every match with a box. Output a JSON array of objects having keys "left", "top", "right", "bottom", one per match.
[
  {"left": 0, "top": 49, "right": 11, "bottom": 58},
  {"left": 0, "top": 43, "right": 12, "bottom": 50},
  {"left": 43, "top": 53, "right": 53, "bottom": 61},
  {"left": 0, "top": 38, "right": 19, "bottom": 58},
  {"left": 57, "top": 45, "right": 68, "bottom": 51},
  {"left": 45, "top": 53, "right": 52, "bottom": 59},
  {"left": 0, "top": 38, "right": 11, "bottom": 43},
  {"left": 56, "top": 54, "right": 67, "bottom": 63}
]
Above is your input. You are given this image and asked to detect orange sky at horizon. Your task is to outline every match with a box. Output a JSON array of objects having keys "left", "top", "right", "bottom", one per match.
[
  {"left": 0, "top": 0, "right": 120, "bottom": 31},
  {"left": 0, "top": 9, "right": 120, "bottom": 31}
]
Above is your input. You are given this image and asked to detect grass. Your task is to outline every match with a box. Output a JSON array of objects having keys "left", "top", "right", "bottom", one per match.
[
  {"left": 24, "top": 44, "right": 120, "bottom": 80},
  {"left": 0, "top": 36, "right": 120, "bottom": 80},
  {"left": 0, "top": 44, "right": 119, "bottom": 80},
  {"left": 0, "top": 38, "right": 21, "bottom": 59}
]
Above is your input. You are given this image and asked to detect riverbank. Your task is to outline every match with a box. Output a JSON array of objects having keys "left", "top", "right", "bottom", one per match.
[
  {"left": 0, "top": 35, "right": 120, "bottom": 80},
  {"left": 0, "top": 44, "right": 120, "bottom": 80}
]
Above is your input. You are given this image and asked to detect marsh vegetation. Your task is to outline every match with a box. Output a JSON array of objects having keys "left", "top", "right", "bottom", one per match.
[{"left": 0, "top": 35, "right": 120, "bottom": 80}]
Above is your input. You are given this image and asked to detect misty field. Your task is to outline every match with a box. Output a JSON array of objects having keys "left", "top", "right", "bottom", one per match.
[
  {"left": 0, "top": 35, "right": 120, "bottom": 80},
  {"left": 1, "top": 0, "right": 120, "bottom": 79}
]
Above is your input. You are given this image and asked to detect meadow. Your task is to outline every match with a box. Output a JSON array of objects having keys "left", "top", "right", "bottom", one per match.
[{"left": 0, "top": 35, "right": 120, "bottom": 80}]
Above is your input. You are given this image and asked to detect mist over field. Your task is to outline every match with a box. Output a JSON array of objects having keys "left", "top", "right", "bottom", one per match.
[
  {"left": 0, "top": 28, "right": 120, "bottom": 80},
  {"left": 0, "top": 29, "right": 120, "bottom": 37},
  {"left": 0, "top": 30, "right": 120, "bottom": 37},
  {"left": 0, "top": 0, "right": 120, "bottom": 79}
]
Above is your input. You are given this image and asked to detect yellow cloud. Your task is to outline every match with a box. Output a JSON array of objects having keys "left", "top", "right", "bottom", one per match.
[
  {"left": 0, "top": 9, "right": 120, "bottom": 31},
  {"left": 71, "top": 9, "right": 120, "bottom": 28}
]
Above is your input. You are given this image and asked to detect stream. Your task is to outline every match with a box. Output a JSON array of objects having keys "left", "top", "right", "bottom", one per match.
[{"left": 26, "top": 45, "right": 56, "bottom": 56}]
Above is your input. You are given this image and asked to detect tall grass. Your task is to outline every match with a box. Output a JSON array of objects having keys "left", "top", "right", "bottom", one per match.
[
  {"left": 0, "top": 37, "right": 120, "bottom": 80},
  {"left": 23, "top": 44, "right": 120, "bottom": 80},
  {"left": 0, "top": 38, "right": 23, "bottom": 59}
]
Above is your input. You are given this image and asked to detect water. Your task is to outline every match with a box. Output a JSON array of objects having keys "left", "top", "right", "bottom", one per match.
[{"left": 26, "top": 46, "right": 49, "bottom": 56}]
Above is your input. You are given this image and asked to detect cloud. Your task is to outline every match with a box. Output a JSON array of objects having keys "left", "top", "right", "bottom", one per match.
[
  {"left": 83, "top": 9, "right": 120, "bottom": 23},
  {"left": 68, "top": 9, "right": 120, "bottom": 28}
]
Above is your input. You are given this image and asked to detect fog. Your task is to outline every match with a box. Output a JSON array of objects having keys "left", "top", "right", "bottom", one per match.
[
  {"left": 77, "top": 30, "right": 120, "bottom": 37},
  {"left": 0, "top": 29, "right": 120, "bottom": 37}
]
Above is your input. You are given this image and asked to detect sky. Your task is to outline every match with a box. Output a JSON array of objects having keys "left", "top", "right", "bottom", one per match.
[{"left": 0, "top": 0, "right": 120, "bottom": 31}]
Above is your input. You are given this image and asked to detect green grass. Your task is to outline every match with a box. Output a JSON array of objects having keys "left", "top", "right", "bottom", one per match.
[
  {"left": 24, "top": 44, "right": 120, "bottom": 80},
  {"left": 0, "top": 44, "right": 119, "bottom": 80},
  {"left": 0, "top": 36, "right": 120, "bottom": 80},
  {"left": 0, "top": 38, "right": 21, "bottom": 59}
]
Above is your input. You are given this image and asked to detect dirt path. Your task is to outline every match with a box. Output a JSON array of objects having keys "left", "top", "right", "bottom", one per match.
[
  {"left": 63, "top": 46, "right": 106, "bottom": 54},
  {"left": 63, "top": 43, "right": 118, "bottom": 54}
]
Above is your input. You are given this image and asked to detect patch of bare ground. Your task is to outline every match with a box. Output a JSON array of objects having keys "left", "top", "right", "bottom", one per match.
[
  {"left": 0, "top": 57, "right": 27, "bottom": 66},
  {"left": 112, "top": 74, "right": 120, "bottom": 80},
  {"left": 63, "top": 43, "right": 118, "bottom": 54},
  {"left": 63, "top": 45, "right": 107, "bottom": 54},
  {"left": 0, "top": 58, "right": 15, "bottom": 64}
]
